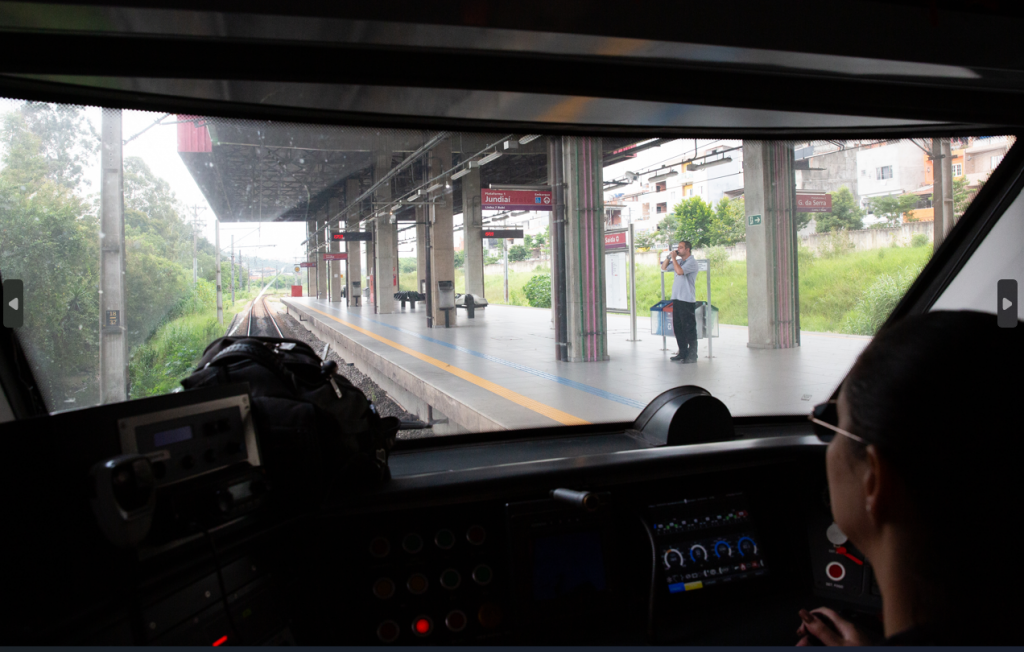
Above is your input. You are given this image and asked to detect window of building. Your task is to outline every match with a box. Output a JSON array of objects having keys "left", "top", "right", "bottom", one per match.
[
  {"left": 876, "top": 165, "right": 893, "bottom": 180},
  {"left": 951, "top": 163, "right": 962, "bottom": 177},
  {"left": 991, "top": 154, "right": 1004, "bottom": 169},
  {"left": 656, "top": 202, "right": 667, "bottom": 214},
  {"left": 655, "top": 181, "right": 667, "bottom": 193}
]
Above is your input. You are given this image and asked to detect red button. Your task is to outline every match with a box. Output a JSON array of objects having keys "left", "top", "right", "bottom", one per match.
[
  {"left": 477, "top": 603, "right": 502, "bottom": 628},
  {"left": 407, "top": 573, "right": 429, "bottom": 595},
  {"left": 377, "top": 621, "right": 400, "bottom": 643},
  {"left": 412, "top": 616, "right": 433, "bottom": 637},
  {"left": 466, "top": 525, "right": 486, "bottom": 546},
  {"left": 445, "top": 610, "right": 467, "bottom": 633},
  {"left": 369, "top": 537, "right": 390, "bottom": 558},
  {"left": 372, "top": 578, "right": 395, "bottom": 599},
  {"left": 826, "top": 561, "right": 846, "bottom": 581}
]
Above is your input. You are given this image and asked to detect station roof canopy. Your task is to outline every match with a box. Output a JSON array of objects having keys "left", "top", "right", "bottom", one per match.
[{"left": 177, "top": 117, "right": 651, "bottom": 223}]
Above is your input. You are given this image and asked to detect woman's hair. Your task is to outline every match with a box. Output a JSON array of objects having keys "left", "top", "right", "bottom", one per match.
[{"left": 843, "top": 310, "right": 1022, "bottom": 619}]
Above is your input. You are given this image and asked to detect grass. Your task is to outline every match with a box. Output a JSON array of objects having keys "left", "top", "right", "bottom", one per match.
[{"left": 400, "top": 266, "right": 552, "bottom": 307}]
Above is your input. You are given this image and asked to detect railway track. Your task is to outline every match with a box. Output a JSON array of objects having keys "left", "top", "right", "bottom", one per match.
[{"left": 247, "top": 293, "right": 284, "bottom": 338}]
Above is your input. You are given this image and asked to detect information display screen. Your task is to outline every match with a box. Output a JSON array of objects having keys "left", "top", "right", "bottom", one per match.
[
  {"left": 152, "top": 425, "right": 194, "bottom": 448},
  {"left": 650, "top": 492, "right": 767, "bottom": 594},
  {"left": 531, "top": 531, "right": 608, "bottom": 601}
]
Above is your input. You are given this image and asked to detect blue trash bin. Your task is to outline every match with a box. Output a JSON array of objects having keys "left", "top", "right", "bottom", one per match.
[{"left": 650, "top": 300, "right": 674, "bottom": 336}]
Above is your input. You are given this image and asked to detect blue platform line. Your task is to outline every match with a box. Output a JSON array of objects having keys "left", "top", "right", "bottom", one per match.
[{"left": 310, "top": 301, "right": 647, "bottom": 410}]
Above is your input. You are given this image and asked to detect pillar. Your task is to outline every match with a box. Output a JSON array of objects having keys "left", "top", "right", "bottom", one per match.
[
  {"left": 329, "top": 197, "right": 342, "bottom": 302},
  {"left": 346, "top": 178, "right": 361, "bottom": 306},
  {"left": 462, "top": 166, "right": 485, "bottom": 298},
  {"left": 429, "top": 138, "right": 456, "bottom": 327},
  {"left": 99, "top": 108, "right": 127, "bottom": 403},
  {"left": 316, "top": 213, "right": 328, "bottom": 300},
  {"left": 307, "top": 219, "right": 318, "bottom": 298},
  {"left": 416, "top": 205, "right": 428, "bottom": 296},
  {"left": 373, "top": 137, "right": 397, "bottom": 313},
  {"left": 742, "top": 141, "right": 800, "bottom": 349},
  {"left": 561, "top": 137, "right": 608, "bottom": 361},
  {"left": 366, "top": 221, "right": 376, "bottom": 310}
]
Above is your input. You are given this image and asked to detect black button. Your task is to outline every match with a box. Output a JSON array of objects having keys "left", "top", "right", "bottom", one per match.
[
  {"left": 180, "top": 455, "right": 195, "bottom": 470},
  {"left": 203, "top": 422, "right": 218, "bottom": 437},
  {"left": 224, "top": 441, "right": 242, "bottom": 455},
  {"left": 204, "top": 449, "right": 216, "bottom": 463}
]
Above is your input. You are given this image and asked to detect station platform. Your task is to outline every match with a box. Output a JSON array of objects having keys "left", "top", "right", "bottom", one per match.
[{"left": 280, "top": 298, "right": 870, "bottom": 434}]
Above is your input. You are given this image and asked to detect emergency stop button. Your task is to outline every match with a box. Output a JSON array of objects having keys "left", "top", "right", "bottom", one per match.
[{"left": 825, "top": 561, "right": 846, "bottom": 582}]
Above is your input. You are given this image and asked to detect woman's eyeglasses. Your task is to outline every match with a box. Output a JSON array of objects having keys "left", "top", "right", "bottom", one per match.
[{"left": 809, "top": 400, "right": 866, "bottom": 445}]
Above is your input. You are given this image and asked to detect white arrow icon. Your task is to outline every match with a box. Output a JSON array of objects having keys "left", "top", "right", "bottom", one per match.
[
  {"left": 8, "top": 298, "right": 17, "bottom": 311},
  {"left": 1003, "top": 297, "right": 1014, "bottom": 311}
]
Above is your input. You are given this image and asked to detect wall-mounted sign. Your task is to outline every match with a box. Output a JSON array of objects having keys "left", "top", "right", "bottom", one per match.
[
  {"left": 299, "top": 262, "right": 316, "bottom": 268},
  {"left": 748, "top": 214, "right": 762, "bottom": 226},
  {"left": 294, "top": 266, "right": 301, "bottom": 273},
  {"left": 322, "top": 253, "right": 348, "bottom": 260},
  {"left": 481, "top": 188, "right": 553, "bottom": 211},
  {"left": 604, "top": 231, "right": 628, "bottom": 250},
  {"left": 105, "top": 309, "right": 120, "bottom": 327},
  {"left": 482, "top": 229, "right": 524, "bottom": 239},
  {"left": 796, "top": 193, "right": 832, "bottom": 213},
  {"left": 332, "top": 232, "right": 372, "bottom": 241}
]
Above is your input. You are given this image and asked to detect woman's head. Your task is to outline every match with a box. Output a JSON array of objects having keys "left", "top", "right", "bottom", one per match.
[{"left": 826, "top": 311, "right": 1022, "bottom": 606}]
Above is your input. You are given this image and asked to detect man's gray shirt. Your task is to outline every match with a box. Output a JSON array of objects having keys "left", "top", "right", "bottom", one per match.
[{"left": 670, "top": 256, "right": 699, "bottom": 302}]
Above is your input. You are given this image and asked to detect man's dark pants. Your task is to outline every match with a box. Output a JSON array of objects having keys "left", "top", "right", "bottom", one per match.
[{"left": 672, "top": 300, "right": 697, "bottom": 360}]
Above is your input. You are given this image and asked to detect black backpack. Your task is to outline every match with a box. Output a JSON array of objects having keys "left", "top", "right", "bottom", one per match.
[{"left": 180, "top": 336, "right": 399, "bottom": 503}]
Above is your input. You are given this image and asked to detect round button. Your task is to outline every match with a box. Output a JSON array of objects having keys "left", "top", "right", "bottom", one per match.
[
  {"left": 180, "top": 454, "right": 195, "bottom": 470},
  {"left": 477, "top": 603, "right": 502, "bottom": 628},
  {"left": 472, "top": 564, "right": 493, "bottom": 586},
  {"left": 826, "top": 522, "right": 848, "bottom": 545},
  {"left": 440, "top": 568, "right": 461, "bottom": 590},
  {"left": 369, "top": 537, "right": 390, "bottom": 559},
  {"left": 466, "top": 525, "right": 486, "bottom": 546},
  {"left": 445, "top": 610, "right": 467, "bottom": 633},
  {"left": 372, "top": 578, "right": 395, "bottom": 599},
  {"left": 377, "top": 620, "right": 400, "bottom": 643},
  {"left": 826, "top": 561, "right": 846, "bottom": 581},
  {"left": 435, "top": 529, "right": 456, "bottom": 550},
  {"left": 403, "top": 533, "right": 423, "bottom": 554},
  {"left": 412, "top": 616, "right": 433, "bottom": 637},
  {"left": 407, "top": 573, "right": 429, "bottom": 595}
]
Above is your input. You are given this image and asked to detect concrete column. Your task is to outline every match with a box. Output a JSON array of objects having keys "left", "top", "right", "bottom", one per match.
[
  {"left": 373, "top": 137, "right": 397, "bottom": 313},
  {"left": 415, "top": 205, "right": 428, "bottom": 295},
  {"left": 99, "top": 108, "right": 127, "bottom": 403},
  {"left": 742, "top": 141, "right": 800, "bottom": 349},
  {"left": 329, "top": 197, "right": 342, "bottom": 302},
  {"left": 366, "top": 221, "right": 376, "bottom": 310},
  {"left": 345, "top": 178, "right": 361, "bottom": 306},
  {"left": 306, "top": 219, "right": 318, "bottom": 298},
  {"left": 316, "top": 214, "right": 328, "bottom": 300},
  {"left": 462, "top": 166, "right": 485, "bottom": 298},
  {"left": 561, "top": 136, "right": 608, "bottom": 361},
  {"left": 429, "top": 138, "right": 457, "bottom": 327}
]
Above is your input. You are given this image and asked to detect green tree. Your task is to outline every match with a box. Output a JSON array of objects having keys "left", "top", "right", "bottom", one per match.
[
  {"left": 816, "top": 186, "right": 864, "bottom": 233},
  {"left": 17, "top": 101, "right": 99, "bottom": 191},
  {"left": 867, "top": 194, "right": 920, "bottom": 227},
  {"left": 454, "top": 249, "right": 465, "bottom": 268},
  {"left": 710, "top": 197, "right": 746, "bottom": 246},
  {"left": 508, "top": 244, "right": 529, "bottom": 261},
  {"left": 663, "top": 196, "right": 715, "bottom": 248},
  {"left": 632, "top": 229, "right": 658, "bottom": 251}
]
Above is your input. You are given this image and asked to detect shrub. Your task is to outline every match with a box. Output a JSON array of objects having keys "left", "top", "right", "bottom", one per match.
[
  {"left": 842, "top": 267, "right": 918, "bottom": 335},
  {"left": 911, "top": 233, "right": 929, "bottom": 248},
  {"left": 399, "top": 257, "right": 418, "bottom": 274},
  {"left": 523, "top": 274, "right": 552, "bottom": 308},
  {"left": 508, "top": 244, "right": 529, "bottom": 261},
  {"left": 820, "top": 228, "right": 855, "bottom": 259},
  {"left": 705, "top": 245, "right": 729, "bottom": 270}
]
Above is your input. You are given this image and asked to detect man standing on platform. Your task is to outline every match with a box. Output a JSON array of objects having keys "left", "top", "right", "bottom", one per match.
[{"left": 662, "top": 240, "right": 699, "bottom": 363}]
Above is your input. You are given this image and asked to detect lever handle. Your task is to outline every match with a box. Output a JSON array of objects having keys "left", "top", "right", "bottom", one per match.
[{"left": 550, "top": 488, "right": 599, "bottom": 512}]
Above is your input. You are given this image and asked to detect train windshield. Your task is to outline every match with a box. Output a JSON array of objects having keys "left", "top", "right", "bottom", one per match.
[{"left": 0, "top": 98, "right": 1011, "bottom": 436}]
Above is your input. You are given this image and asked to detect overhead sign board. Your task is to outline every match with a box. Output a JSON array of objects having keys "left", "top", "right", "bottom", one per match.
[
  {"left": 299, "top": 262, "right": 316, "bottom": 268},
  {"left": 332, "top": 232, "right": 372, "bottom": 241},
  {"left": 482, "top": 229, "right": 524, "bottom": 239},
  {"left": 604, "top": 231, "right": 628, "bottom": 250},
  {"left": 481, "top": 188, "right": 553, "bottom": 211},
  {"left": 322, "top": 253, "right": 348, "bottom": 261},
  {"left": 796, "top": 193, "right": 832, "bottom": 213}
]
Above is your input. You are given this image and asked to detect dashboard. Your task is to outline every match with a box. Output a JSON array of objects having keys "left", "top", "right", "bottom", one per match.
[{"left": 0, "top": 386, "right": 882, "bottom": 646}]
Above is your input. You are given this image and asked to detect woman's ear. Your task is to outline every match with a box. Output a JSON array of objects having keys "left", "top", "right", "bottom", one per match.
[{"left": 863, "top": 445, "right": 899, "bottom": 525}]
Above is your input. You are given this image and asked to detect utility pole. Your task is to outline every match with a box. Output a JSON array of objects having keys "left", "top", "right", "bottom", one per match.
[
  {"left": 932, "top": 138, "right": 947, "bottom": 251},
  {"left": 99, "top": 108, "right": 127, "bottom": 403},
  {"left": 215, "top": 218, "right": 223, "bottom": 325},
  {"left": 504, "top": 237, "right": 510, "bottom": 304},
  {"left": 190, "top": 205, "right": 205, "bottom": 285},
  {"left": 230, "top": 234, "right": 236, "bottom": 303},
  {"left": 940, "top": 138, "right": 954, "bottom": 236}
]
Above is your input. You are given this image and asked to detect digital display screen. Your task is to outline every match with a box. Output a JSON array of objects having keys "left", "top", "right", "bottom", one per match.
[
  {"left": 532, "top": 531, "right": 608, "bottom": 601},
  {"left": 650, "top": 493, "right": 767, "bottom": 594},
  {"left": 152, "top": 425, "right": 193, "bottom": 448}
]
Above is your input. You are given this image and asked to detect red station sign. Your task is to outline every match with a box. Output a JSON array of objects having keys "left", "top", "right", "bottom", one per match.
[
  {"left": 299, "top": 262, "right": 316, "bottom": 268},
  {"left": 322, "top": 253, "right": 348, "bottom": 260},
  {"left": 481, "top": 188, "right": 553, "bottom": 211},
  {"left": 604, "top": 232, "right": 628, "bottom": 250},
  {"left": 796, "top": 193, "right": 833, "bottom": 213}
]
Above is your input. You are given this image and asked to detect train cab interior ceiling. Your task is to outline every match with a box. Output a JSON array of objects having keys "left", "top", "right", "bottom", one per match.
[{"left": 0, "top": 0, "right": 1022, "bottom": 646}]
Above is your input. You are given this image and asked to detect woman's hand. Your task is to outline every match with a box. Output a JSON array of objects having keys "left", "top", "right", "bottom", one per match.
[{"left": 796, "top": 607, "right": 873, "bottom": 646}]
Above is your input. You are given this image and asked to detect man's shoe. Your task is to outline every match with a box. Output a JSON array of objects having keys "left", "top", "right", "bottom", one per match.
[
  {"left": 682, "top": 354, "right": 698, "bottom": 363},
  {"left": 670, "top": 353, "right": 685, "bottom": 361}
]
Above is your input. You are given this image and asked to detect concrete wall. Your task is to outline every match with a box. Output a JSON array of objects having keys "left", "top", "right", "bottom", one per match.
[
  {"left": 802, "top": 220, "right": 933, "bottom": 253},
  {"left": 795, "top": 147, "right": 860, "bottom": 203}
]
